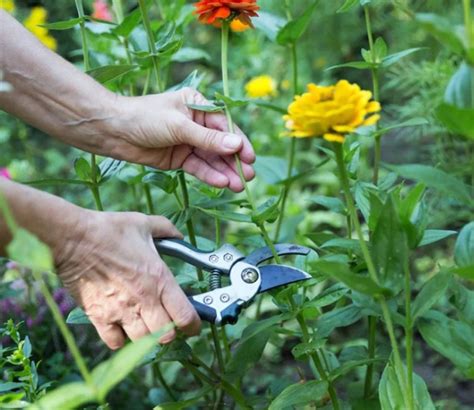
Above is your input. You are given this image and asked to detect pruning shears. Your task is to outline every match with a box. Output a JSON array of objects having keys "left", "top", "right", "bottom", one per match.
[{"left": 154, "top": 239, "right": 312, "bottom": 326}]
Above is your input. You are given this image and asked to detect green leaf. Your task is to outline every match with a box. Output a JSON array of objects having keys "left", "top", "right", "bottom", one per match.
[
  {"left": 418, "top": 229, "right": 457, "bottom": 246},
  {"left": 418, "top": 312, "right": 474, "bottom": 378},
  {"left": 309, "top": 195, "right": 346, "bottom": 214},
  {"left": 436, "top": 103, "right": 474, "bottom": 139},
  {"left": 276, "top": 1, "right": 319, "bottom": 45},
  {"left": 99, "top": 158, "right": 124, "bottom": 183},
  {"left": 412, "top": 271, "right": 451, "bottom": 321},
  {"left": 337, "top": 0, "right": 359, "bottom": 13},
  {"left": 238, "top": 313, "right": 294, "bottom": 345},
  {"left": 112, "top": 9, "right": 141, "bottom": 37},
  {"left": 379, "top": 362, "right": 435, "bottom": 410},
  {"left": 254, "top": 156, "right": 290, "bottom": 184},
  {"left": 185, "top": 103, "right": 224, "bottom": 113},
  {"left": 385, "top": 163, "right": 472, "bottom": 205},
  {"left": 312, "top": 260, "right": 387, "bottom": 296},
  {"left": 23, "top": 178, "right": 90, "bottom": 187},
  {"left": 269, "top": 380, "right": 328, "bottom": 410},
  {"left": 372, "top": 117, "right": 429, "bottom": 138},
  {"left": 254, "top": 11, "right": 286, "bottom": 42},
  {"left": 252, "top": 100, "right": 287, "bottom": 114},
  {"left": 86, "top": 64, "right": 137, "bottom": 84},
  {"left": 214, "top": 92, "right": 249, "bottom": 108},
  {"left": 381, "top": 47, "right": 424, "bottom": 68},
  {"left": 7, "top": 229, "right": 53, "bottom": 272},
  {"left": 39, "top": 17, "right": 84, "bottom": 30},
  {"left": 373, "top": 37, "right": 388, "bottom": 61},
  {"left": 251, "top": 196, "right": 280, "bottom": 224},
  {"left": 326, "top": 61, "right": 376, "bottom": 71},
  {"left": 291, "top": 339, "right": 326, "bottom": 360},
  {"left": 74, "top": 157, "right": 92, "bottom": 181},
  {"left": 305, "top": 283, "right": 349, "bottom": 308},
  {"left": 455, "top": 222, "right": 474, "bottom": 267},
  {"left": 167, "top": 70, "right": 203, "bottom": 92},
  {"left": 226, "top": 327, "right": 272, "bottom": 381},
  {"left": 320, "top": 238, "right": 361, "bottom": 253},
  {"left": 317, "top": 304, "right": 363, "bottom": 337},
  {"left": 155, "top": 387, "right": 212, "bottom": 410},
  {"left": 172, "top": 47, "right": 210, "bottom": 63},
  {"left": 92, "top": 329, "right": 172, "bottom": 401},
  {"left": 66, "top": 307, "right": 91, "bottom": 325},
  {"left": 142, "top": 172, "right": 178, "bottom": 194},
  {"left": 371, "top": 195, "right": 408, "bottom": 294},
  {"left": 0, "top": 382, "right": 23, "bottom": 393},
  {"left": 451, "top": 265, "right": 474, "bottom": 280},
  {"left": 196, "top": 207, "right": 252, "bottom": 223},
  {"left": 444, "top": 62, "right": 474, "bottom": 108},
  {"left": 415, "top": 13, "right": 465, "bottom": 55},
  {"left": 28, "top": 382, "right": 95, "bottom": 410}
]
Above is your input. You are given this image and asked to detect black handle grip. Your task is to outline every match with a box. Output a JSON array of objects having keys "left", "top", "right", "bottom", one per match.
[{"left": 188, "top": 298, "right": 217, "bottom": 324}]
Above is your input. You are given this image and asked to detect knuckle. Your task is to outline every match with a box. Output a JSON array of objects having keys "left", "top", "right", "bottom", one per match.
[
  {"left": 201, "top": 129, "right": 217, "bottom": 149},
  {"left": 159, "top": 329, "right": 177, "bottom": 344},
  {"left": 176, "top": 307, "right": 198, "bottom": 329}
]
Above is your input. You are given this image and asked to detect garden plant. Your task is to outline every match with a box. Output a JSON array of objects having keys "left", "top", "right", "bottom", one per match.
[{"left": 0, "top": 0, "right": 473, "bottom": 409}]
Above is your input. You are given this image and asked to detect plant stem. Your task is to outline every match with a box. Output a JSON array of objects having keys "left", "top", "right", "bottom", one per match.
[
  {"left": 32, "top": 271, "right": 94, "bottom": 389},
  {"left": 404, "top": 259, "right": 414, "bottom": 410},
  {"left": 220, "top": 21, "right": 282, "bottom": 264},
  {"left": 464, "top": 0, "right": 473, "bottom": 49},
  {"left": 333, "top": 142, "right": 409, "bottom": 404},
  {"left": 153, "top": 362, "right": 177, "bottom": 401},
  {"left": 138, "top": 0, "right": 161, "bottom": 90}
]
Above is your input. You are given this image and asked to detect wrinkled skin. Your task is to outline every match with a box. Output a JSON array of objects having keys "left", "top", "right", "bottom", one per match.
[{"left": 56, "top": 210, "right": 199, "bottom": 349}]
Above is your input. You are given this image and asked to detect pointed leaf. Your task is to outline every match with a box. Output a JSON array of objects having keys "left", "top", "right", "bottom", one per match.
[{"left": 269, "top": 380, "right": 328, "bottom": 409}]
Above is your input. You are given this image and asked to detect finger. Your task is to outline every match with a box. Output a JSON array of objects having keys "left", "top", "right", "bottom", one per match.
[
  {"left": 160, "top": 268, "right": 201, "bottom": 337},
  {"left": 121, "top": 314, "right": 150, "bottom": 341},
  {"left": 194, "top": 150, "right": 243, "bottom": 192},
  {"left": 178, "top": 119, "right": 244, "bottom": 156},
  {"left": 141, "top": 303, "right": 176, "bottom": 344},
  {"left": 182, "top": 154, "right": 230, "bottom": 188},
  {"left": 223, "top": 155, "right": 255, "bottom": 181},
  {"left": 146, "top": 215, "right": 183, "bottom": 239},
  {"left": 204, "top": 114, "right": 256, "bottom": 164},
  {"left": 93, "top": 322, "right": 126, "bottom": 350}
]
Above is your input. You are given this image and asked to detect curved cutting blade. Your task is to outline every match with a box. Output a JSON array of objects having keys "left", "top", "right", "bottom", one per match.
[
  {"left": 244, "top": 244, "right": 311, "bottom": 266},
  {"left": 258, "top": 264, "right": 311, "bottom": 293}
]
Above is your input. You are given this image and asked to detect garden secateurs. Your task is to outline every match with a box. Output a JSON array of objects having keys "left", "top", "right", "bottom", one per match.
[{"left": 154, "top": 239, "right": 312, "bottom": 325}]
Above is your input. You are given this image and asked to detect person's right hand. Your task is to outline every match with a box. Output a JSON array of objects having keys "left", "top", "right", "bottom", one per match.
[{"left": 56, "top": 209, "right": 201, "bottom": 349}]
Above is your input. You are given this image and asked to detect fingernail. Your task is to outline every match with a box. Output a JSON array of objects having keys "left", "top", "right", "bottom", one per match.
[{"left": 223, "top": 134, "right": 241, "bottom": 150}]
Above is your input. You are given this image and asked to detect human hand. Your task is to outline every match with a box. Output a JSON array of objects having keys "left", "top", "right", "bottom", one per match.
[
  {"left": 107, "top": 88, "right": 255, "bottom": 192},
  {"left": 56, "top": 209, "right": 200, "bottom": 349}
]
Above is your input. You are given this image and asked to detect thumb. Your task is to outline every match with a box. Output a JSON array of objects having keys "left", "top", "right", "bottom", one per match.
[
  {"left": 146, "top": 215, "right": 183, "bottom": 239},
  {"left": 180, "top": 120, "right": 243, "bottom": 155}
]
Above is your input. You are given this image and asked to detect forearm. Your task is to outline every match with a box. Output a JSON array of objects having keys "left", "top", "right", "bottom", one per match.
[
  {"left": 0, "top": 179, "right": 84, "bottom": 264},
  {"left": 0, "top": 10, "right": 120, "bottom": 154}
]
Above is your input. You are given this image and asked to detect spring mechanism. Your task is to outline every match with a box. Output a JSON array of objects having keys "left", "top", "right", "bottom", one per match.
[{"left": 209, "top": 269, "right": 221, "bottom": 290}]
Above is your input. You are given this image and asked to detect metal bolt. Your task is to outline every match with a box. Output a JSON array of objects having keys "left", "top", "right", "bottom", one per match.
[
  {"left": 209, "top": 254, "right": 219, "bottom": 263},
  {"left": 220, "top": 293, "right": 230, "bottom": 303},
  {"left": 203, "top": 296, "right": 213, "bottom": 305},
  {"left": 241, "top": 268, "right": 259, "bottom": 284},
  {"left": 223, "top": 253, "right": 233, "bottom": 262}
]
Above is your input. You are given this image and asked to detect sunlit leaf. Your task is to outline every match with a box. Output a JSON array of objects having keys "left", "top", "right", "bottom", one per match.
[{"left": 269, "top": 380, "right": 328, "bottom": 409}]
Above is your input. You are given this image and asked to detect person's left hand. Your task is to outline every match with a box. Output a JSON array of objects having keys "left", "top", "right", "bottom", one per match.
[{"left": 106, "top": 87, "right": 255, "bottom": 192}]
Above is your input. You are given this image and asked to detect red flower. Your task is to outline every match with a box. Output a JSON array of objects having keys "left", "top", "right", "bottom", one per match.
[{"left": 194, "top": 0, "right": 259, "bottom": 26}]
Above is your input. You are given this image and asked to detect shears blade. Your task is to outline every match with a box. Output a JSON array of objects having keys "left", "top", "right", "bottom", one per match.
[
  {"left": 244, "top": 244, "right": 311, "bottom": 266},
  {"left": 258, "top": 264, "right": 311, "bottom": 293}
]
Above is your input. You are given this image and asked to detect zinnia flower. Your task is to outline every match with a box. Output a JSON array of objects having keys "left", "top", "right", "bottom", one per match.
[
  {"left": 92, "top": 0, "right": 113, "bottom": 21},
  {"left": 284, "top": 80, "right": 381, "bottom": 143},
  {"left": 0, "top": 167, "right": 10, "bottom": 179},
  {"left": 245, "top": 75, "right": 277, "bottom": 99},
  {"left": 24, "top": 7, "right": 57, "bottom": 51},
  {"left": 0, "top": 0, "right": 15, "bottom": 13},
  {"left": 194, "top": 0, "right": 259, "bottom": 26}
]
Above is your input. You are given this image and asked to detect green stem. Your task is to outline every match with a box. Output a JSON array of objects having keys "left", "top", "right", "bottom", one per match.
[
  {"left": 177, "top": 171, "right": 225, "bottom": 376},
  {"left": 364, "top": 316, "right": 376, "bottom": 397},
  {"left": 142, "top": 166, "right": 155, "bottom": 214},
  {"left": 464, "top": 0, "right": 473, "bottom": 49},
  {"left": 111, "top": 0, "right": 124, "bottom": 21},
  {"left": 404, "top": 259, "right": 414, "bottom": 410},
  {"left": 138, "top": 0, "right": 161, "bottom": 90},
  {"left": 333, "top": 142, "right": 409, "bottom": 403},
  {"left": 32, "top": 271, "right": 94, "bottom": 389},
  {"left": 153, "top": 362, "right": 177, "bottom": 401},
  {"left": 220, "top": 21, "right": 281, "bottom": 264}
]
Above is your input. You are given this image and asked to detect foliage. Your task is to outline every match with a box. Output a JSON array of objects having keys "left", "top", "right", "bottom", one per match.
[{"left": 1, "top": 0, "right": 474, "bottom": 409}]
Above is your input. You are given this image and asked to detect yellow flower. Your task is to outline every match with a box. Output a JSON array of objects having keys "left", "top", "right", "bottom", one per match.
[
  {"left": 0, "top": 0, "right": 15, "bottom": 13},
  {"left": 283, "top": 79, "right": 381, "bottom": 143},
  {"left": 230, "top": 19, "right": 250, "bottom": 32},
  {"left": 245, "top": 75, "right": 277, "bottom": 99},
  {"left": 23, "top": 7, "right": 57, "bottom": 51}
]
